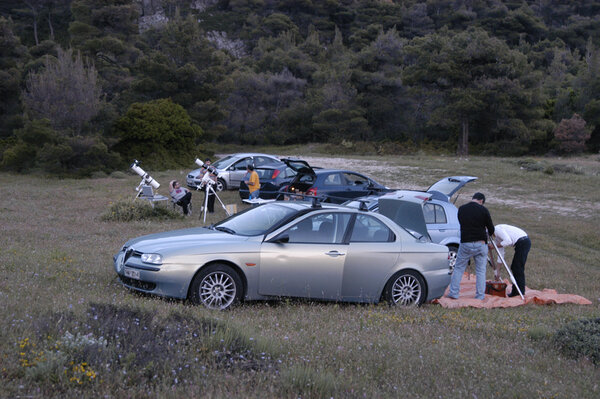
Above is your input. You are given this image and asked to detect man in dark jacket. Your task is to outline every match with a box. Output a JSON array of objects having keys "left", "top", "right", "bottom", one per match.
[{"left": 447, "top": 192, "right": 495, "bottom": 300}]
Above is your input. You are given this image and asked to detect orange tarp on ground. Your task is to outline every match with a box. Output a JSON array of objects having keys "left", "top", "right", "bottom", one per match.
[{"left": 432, "top": 273, "right": 593, "bottom": 309}]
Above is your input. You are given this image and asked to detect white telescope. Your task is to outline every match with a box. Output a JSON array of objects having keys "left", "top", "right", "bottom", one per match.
[
  {"left": 194, "top": 158, "right": 218, "bottom": 178},
  {"left": 130, "top": 160, "right": 160, "bottom": 190}
]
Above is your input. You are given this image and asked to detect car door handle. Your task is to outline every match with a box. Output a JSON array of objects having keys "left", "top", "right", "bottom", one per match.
[{"left": 325, "top": 251, "right": 345, "bottom": 257}]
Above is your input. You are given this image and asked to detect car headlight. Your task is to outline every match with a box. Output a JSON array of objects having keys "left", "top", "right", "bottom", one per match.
[{"left": 141, "top": 253, "right": 163, "bottom": 265}]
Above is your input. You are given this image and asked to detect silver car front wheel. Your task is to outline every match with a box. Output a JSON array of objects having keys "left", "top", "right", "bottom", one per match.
[
  {"left": 384, "top": 270, "right": 426, "bottom": 306},
  {"left": 190, "top": 265, "right": 242, "bottom": 310}
]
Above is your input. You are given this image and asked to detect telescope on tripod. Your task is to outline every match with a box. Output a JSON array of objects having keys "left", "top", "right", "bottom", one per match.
[
  {"left": 193, "top": 158, "right": 230, "bottom": 222},
  {"left": 131, "top": 160, "right": 160, "bottom": 192}
]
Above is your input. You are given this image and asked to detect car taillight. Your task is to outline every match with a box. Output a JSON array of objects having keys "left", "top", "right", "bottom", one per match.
[
  {"left": 272, "top": 169, "right": 280, "bottom": 179},
  {"left": 307, "top": 188, "right": 317, "bottom": 196}
]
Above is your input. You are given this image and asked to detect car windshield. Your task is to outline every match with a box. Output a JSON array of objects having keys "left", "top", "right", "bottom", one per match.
[
  {"left": 215, "top": 203, "right": 299, "bottom": 236},
  {"left": 211, "top": 155, "right": 234, "bottom": 169}
]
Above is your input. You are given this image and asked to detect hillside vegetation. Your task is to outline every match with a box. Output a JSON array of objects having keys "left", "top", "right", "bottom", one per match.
[{"left": 1, "top": 1, "right": 600, "bottom": 174}]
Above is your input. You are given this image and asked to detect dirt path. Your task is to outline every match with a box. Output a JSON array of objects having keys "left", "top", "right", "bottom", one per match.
[{"left": 295, "top": 155, "right": 600, "bottom": 219}]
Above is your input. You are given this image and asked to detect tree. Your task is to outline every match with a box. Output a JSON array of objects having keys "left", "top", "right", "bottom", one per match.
[
  {"left": 9, "top": 0, "right": 70, "bottom": 45},
  {"left": 225, "top": 68, "right": 306, "bottom": 144},
  {"left": 553, "top": 113, "right": 589, "bottom": 154},
  {"left": 0, "top": 17, "right": 29, "bottom": 137},
  {"left": 127, "top": 16, "right": 231, "bottom": 137},
  {"left": 22, "top": 47, "right": 102, "bottom": 134},
  {"left": 353, "top": 27, "right": 407, "bottom": 141},
  {"left": 113, "top": 98, "right": 203, "bottom": 169},
  {"left": 403, "top": 28, "right": 541, "bottom": 155}
]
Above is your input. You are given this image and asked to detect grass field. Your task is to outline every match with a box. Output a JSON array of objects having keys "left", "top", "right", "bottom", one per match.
[{"left": 1, "top": 154, "right": 599, "bottom": 398}]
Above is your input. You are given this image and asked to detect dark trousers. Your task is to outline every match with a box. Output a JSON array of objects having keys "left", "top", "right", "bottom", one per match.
[
  {"left": 204, "top": 187, "right": 215, "bottom": 212},
  {"left": 510, "top": 237, "right": 531, "bottom": 296},
  {"left": 177, "top": 192, "right": 192, "bottom": 215}
]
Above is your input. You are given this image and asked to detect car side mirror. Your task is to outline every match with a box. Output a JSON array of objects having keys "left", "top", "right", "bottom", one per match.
[{"left": 270, "top": 234, "right": 290, "bottom": 244}]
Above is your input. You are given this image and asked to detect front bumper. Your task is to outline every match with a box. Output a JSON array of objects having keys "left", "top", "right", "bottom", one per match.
[{"left": 113, "top": 250, "right": 193, "bottom": 299}]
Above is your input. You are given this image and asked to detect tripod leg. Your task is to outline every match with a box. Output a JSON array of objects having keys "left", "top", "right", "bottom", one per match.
[
  {"left": 491, "top": 240, "right": 524, "bottom": 299},
  {"left": 202, "top": 185, "right": 209, "bottom": 223},
  {"left": 210, "top": 186, "right": 231, "bottom": 216}
]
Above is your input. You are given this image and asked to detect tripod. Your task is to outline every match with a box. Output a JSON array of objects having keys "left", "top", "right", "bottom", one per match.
[
  {"left": 198, "top": 180, "right": 231, "bottom": 223},
  {"left": 488, "top": 240, "right": 525, "bottom": 300}
]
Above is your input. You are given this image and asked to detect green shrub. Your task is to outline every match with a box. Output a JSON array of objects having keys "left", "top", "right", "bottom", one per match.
[
  {"left": 0, "top": 119, "right": 122, "bottom": 176},
  {"left": 552, "top": 164, "right": 583, "bottom": 175},
  {"left": 113, "top": 98, "right": 203, "bottom": 170},
  {"left": 101, "top": 199, "right": 182, "bottom": 221},
  {"left": 552, "top": 318, "right": 600, "bottom": 365}
]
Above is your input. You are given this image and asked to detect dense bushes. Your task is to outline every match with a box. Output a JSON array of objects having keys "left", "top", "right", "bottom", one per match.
[
  {"left": 101, "top": 199, "right": 182, "bottom": 222},
  {"left": 0, "top": 119, "right": 121, "bottom": 175},
  {"left": 113, "top": 98, "right": 203, "bottom": 170},
  {"left": 553, "top": 318, "right": 600, "bottom": 365}
]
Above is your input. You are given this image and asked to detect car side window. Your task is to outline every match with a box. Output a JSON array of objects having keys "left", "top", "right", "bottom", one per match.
[
  {"left": 434, "top": 204, "right": 447, "bottom": 224},
  {"left": 423, "top": 203, "right": 435, "bottom": 224},
  {"left": 286, "top": 213, "right": 351, "bottom": 244},
  {"left": 299, "top": 174, "right": 315, "bottom": 183},
  {"left": 284, "top": 167, "right": 296, "bottom": 178},
  {"left": 343, "top": 173, "right": 368, "bottom": 186},
  {"left": 423, "top": 203, "right": 447, "bottom": 224},
  {"left": 255, "top": 156, "right": 274, "bottom": 166},
  {"left": 323, "top": 173, "right": 342, "bottom": 185},
  {"left": 350, "top": 214, "right": 394, "bottom": 242},
  {"left": 257, "top": 169, "right": 271, "bottom": 179},
  {"left": 233, "top": 159, "right": 249, "bottom": 171}
]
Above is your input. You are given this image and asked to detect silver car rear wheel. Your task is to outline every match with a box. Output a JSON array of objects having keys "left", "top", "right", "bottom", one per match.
[
  {"left": 448, "top": 245, "right": 458, "bottom": 271},
  {"left": 190, "top": 265, "right": 242, "bottom": 310},
  {"left": 385, "top": 270, "right": 426, "bottom": 306}
]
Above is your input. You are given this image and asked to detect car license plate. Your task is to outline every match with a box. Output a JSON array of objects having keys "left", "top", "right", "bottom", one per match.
[{"left": 124, "top": 268, "right": 140, "bottom": 280}]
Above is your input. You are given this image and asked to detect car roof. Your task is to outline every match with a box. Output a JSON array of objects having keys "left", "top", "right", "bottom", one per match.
[
  {"left": 228, "top": 152, "right": 280, "bottom": 158},
  {"left": 315, "top": 169, "right": 367, "bottom": 174}
]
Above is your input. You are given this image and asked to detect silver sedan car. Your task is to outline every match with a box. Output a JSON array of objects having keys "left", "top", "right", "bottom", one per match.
[
  {"left": 186, "top": 153, "right": 282, "bottom": 191},
  {"left": 114, "top": 200, "right": 452, "bottom": 309}
]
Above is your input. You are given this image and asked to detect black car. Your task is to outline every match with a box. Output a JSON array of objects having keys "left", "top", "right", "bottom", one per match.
[
  {"left": 239, "top": 159, "right": 310, "bottom": 199},
  {"left": 278, "top": 160, "right": 389, "bottom": 204}
]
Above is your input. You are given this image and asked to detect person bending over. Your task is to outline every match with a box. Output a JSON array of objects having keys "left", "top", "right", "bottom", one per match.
[{"left": 490, "top": 224, "right": 531, "bottom": 297}]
